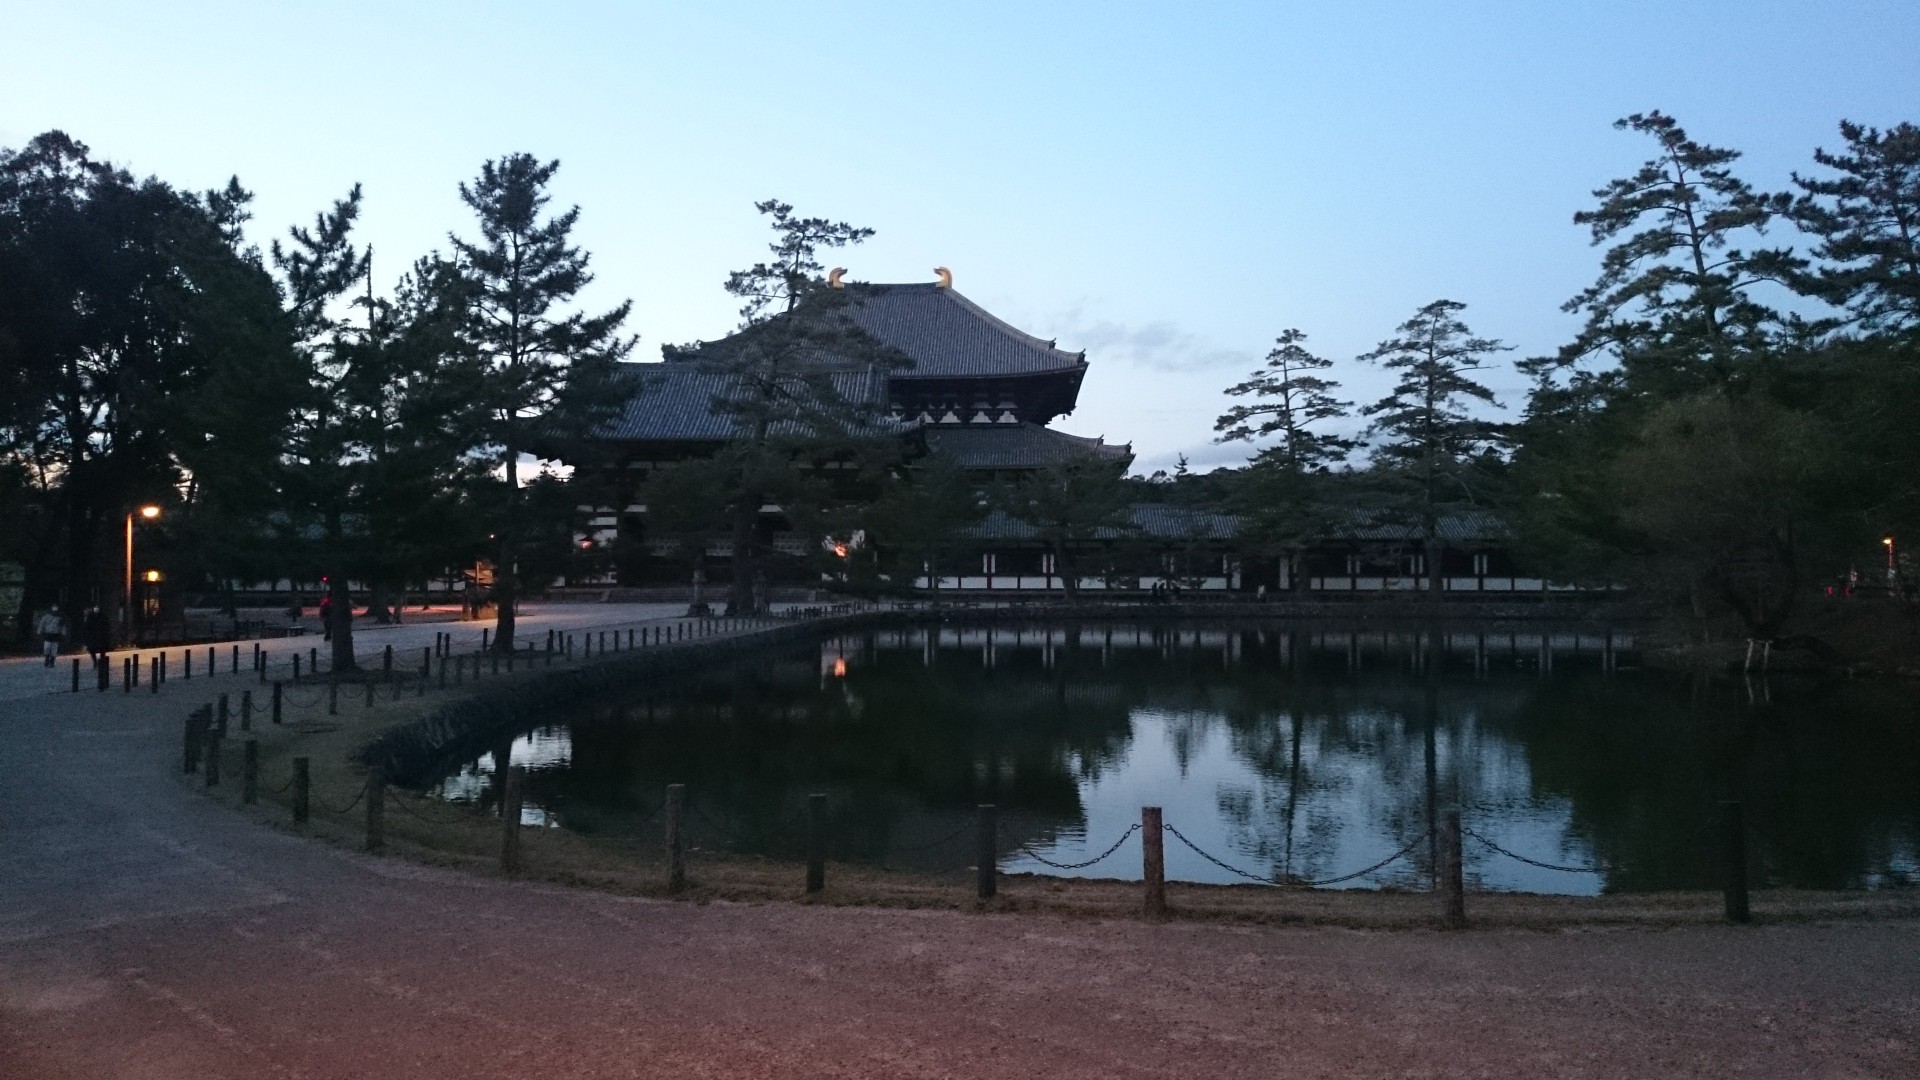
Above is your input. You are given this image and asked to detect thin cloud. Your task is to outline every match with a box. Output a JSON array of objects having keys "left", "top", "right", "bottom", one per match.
[{"left": 1051, "top": 311, "right": 1250, "bottom": 373}]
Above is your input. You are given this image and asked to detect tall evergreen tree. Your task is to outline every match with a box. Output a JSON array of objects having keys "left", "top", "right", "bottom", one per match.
[
  {"left": 666, "top": 198, "right": 903, "bottom": 613},
  {"left": 451, "top": 154, "right": 632, "bottom": 650},
  {"left": 1215, "top": 330, "right": 1353, "bottom": 472},
  {"left": 1539, "top": 111, "right": 1787, "bottom": 403},
  {"left": 1786, "top": 120, "right": 1920, "bottom": 332},
  {"left": 1214, "top": 329, "right": 1354, "bottom": 587},
  {"left": 1360, "top": 300, "right": 1509, "bottom": 595},
  {"left": 271, "top": 185, "right": 375, "bottom": 667}
]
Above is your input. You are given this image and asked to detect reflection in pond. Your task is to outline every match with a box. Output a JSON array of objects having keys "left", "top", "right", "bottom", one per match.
[{"left": 434, "top": 623, "right": 1920, "bottom": 894}]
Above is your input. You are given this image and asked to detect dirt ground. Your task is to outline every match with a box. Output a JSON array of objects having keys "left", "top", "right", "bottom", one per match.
[{"left": 5, "top": 619, "right": 1919, "bottom": 1078}]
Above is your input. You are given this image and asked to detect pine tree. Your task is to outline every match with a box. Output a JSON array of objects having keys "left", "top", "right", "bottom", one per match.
[
  {"left": 665, "top": 198, "right": 903, "bottom": 614},
  {"left": 1360, "top": 300, "right": 1509, "bottom": 595},
  {"left": 1787, "top": 121, "right": 1920, "bottom": 332},
  {"left": 451, "top": 154, "right": 633, "bottom": 650},
  {"left": 1215, "top": 329, "right": 1354, "bottom": 586},
  {"left": 1215, "top": 330, "right": 1353, "bottom": 473},
  {"left": 1544, "top": 111, "right": 1788, "bottom": 400}
]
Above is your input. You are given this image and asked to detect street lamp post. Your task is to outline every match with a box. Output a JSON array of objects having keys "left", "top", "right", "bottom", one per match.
[
  {"left": 124, "top": 505, "right": 160, "bottom": 646},
  {"left": 1885, "top": 536, "right": 1896, "bottom": 582}
]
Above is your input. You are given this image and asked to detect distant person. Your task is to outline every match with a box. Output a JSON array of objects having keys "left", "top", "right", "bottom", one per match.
[
  {"left": 84, "top": 606, "right": 111, "bottom": 666},
  {"left": 36, "top": 605, "right": 66, "bottom": 667},
  {"left": 318, "top": 595, "right": 333, "bottom": 641},
  {"left": 287, "top": 597, "right": 304, "bottom": 633}
]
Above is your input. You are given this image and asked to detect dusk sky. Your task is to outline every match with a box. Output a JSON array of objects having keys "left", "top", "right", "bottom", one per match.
[{"left": 6, "top": 1, "right": 1915, "bottom": 472}]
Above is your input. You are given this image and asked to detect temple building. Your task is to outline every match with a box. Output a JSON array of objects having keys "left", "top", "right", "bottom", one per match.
[
  {"left": 568, "top": 270, "right": 1536, "bottom": 599},
  {"left": 572, "top": 270, "right": 1190, "bottom": 593}
]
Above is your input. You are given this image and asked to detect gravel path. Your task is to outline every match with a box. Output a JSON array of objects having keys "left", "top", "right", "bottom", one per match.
[{"left": 2, "top": 611, "right": 1916, "bottom": 1078}]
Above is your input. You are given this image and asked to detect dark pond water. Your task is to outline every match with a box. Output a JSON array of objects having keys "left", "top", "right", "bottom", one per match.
[{"left": 434, "top": 623, "right": 1920, "bottom": 894}]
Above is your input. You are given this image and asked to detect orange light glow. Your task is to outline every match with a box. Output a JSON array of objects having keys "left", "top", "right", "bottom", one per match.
[
  {"left": 833, "top": 543, "right": 848, "bottom": 558},
  {"left": 138, "top": 505, "right": 161, "bottom": 519},
  {"left": 143, "top": 570, "right": 162, "bottom": 583},
  {"left": 832, "top": 657, "right": 847, "bottom": 678}
]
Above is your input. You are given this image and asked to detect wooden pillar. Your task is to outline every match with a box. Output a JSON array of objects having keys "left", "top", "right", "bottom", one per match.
[
  {"left": 976, "top": 804, "right": 998, "bottom": 900},
  {"left": 292, "top": 757, "right": 310, "bottom": 825},
  {"left": 365, "top": 768, "right": 386, "bottom": 854},
  {"left": 806, "top": 793, "right": 828, "bottom": 894},
  {"left": 500, "top": 765, "right": 525, "bottom": 874},
  {"left": 665, "top": 783, "right": 686, "bottom": 893},
  {"left": 1439, "top": 807, "right": 1466, "bottom": 929},
  {"left": 1141, "top": 806, "right": 1166, "bottom": 918},
  {"left": 1722, "top": 800, "right": 1750, "bottom": 924},
  {"left": 242, "top": 739, "right": 259, "bottom": 805}
]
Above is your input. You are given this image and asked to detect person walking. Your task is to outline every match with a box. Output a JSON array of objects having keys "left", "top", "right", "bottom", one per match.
[
  {"left": 83, "top": 605, "right": 111, "bottom": 667},
  {"left": 37, "top": 605, "right": 67, "bottom": 667}
]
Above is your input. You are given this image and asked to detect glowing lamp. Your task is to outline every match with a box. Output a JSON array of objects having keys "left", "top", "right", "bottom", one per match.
[{"left": 143, "top": 570, "right": 162, "bottom": 583}]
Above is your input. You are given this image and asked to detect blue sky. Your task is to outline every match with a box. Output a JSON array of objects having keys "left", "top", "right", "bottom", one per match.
[{"left": 6, "top": 2, "right": 1915, "bottom": 472}]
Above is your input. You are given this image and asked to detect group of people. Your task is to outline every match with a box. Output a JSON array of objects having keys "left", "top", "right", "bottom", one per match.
[{"left": 33, "top": 604, "right": 113, "bottom": 668}]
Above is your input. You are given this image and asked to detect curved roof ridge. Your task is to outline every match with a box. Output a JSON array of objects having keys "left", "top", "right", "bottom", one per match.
[{"left": 925, "top": 285, "right": 1084, "bottom": 363}]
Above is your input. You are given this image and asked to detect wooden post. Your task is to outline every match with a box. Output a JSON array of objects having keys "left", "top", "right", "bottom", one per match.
[
  {"left": 482, "top": 628, "right": 490, "bottom": 652},
  {"left": 252, "top": 642, "right": 261, "bottom": 672},
  {"left": 665, "top": 783, "right": 686, "bottom": 893},
  {"left": 1721, "top": 800, "right": 1750, "bottom": 924},
  {"left": 258, "top": 651, "right": 267, "bottom": 684},
  {"left": 627, "top": 629, "right": 634, "bottom": 649},
  {"left": 273, "top": 681, "right": 283, "bottom": 724},
  {"left": 216, "top": 693, "right": 229, "bottom": 736},
  {"left": 203, "top": 731, "right": 221, "bottom": 788},
  {"left": 806, "top": 793, "right": 828, "bottom": 894},
  {"left": 242, "top": 739, "right": 259, "bottom": 805},
  {"left": 182, "top": 649, "right": 190, "bottom": 681},
  {"left": 239, "top": 689, "right": 253, "bottom": 732},
  {"left": 976, "top": 804, "right": 998, "bottom": 900},
  {"left": 365, "top": 768, "right": 386, "bottom": 853},
  {"left": 292, "top": 757, "right": 310, "bottom": 825},
  {"left": 382, "top": 644, "right": 393, "bottom": 679},
  {"left": 159, "top": 651, "right": 166, "bottom": 684},
  {"left": 292, "top": 653, "right": 301, "bottom": 681},
  {"left": 122, "top": 656, "right": 131, "bottom": 693},
  {"left": 183, "top": 709, "right": 203, "bottom": 773},
  {"left": 70, "top": 657, "right": 80, "bottom": 693},
  {"left": 232, "top": 644, "right": 240, "bottom": 673},
  {"left": 1141, "top": 806, "right": 1166, "bottom": 918},
  {"left": 1439, "top": 807, "right": 1467, "bottom": 929},
  {"left": 500, "top": 765, "right": 525, "bottom": 874},
  {"left": 150, "top": 656, "right": 160, "bottom": 693},
  {"left": 207, "top": 645, "right": 215, "bottom": 675}
]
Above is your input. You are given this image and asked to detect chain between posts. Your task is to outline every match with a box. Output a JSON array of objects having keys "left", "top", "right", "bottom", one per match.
[
  {"left": 385, "top": 792, "right": 494, "bottom": 827},
  {"left": 1162, "top": 823, "right": 1426, "bottom": 887},
  {"left": 1460, "top": 826, "right": 1607, "bottom": 875},
  {"left": 1004, "top": 822, "right": 1141, "bottom": 870},
  {"left": 315, "top": 780, "right": 370, "bottom": 816},
  {"left": 688, "top": 803, "right": 788, "bottom": 851}
]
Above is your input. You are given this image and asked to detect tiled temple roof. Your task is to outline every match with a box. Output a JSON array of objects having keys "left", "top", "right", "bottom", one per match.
[
  {"left": 596, "top": 364, "right": 898, "bottom": 442},
  {"left": 923, "top": 424, "right": 1131, "bottom": 469},
  {"left": 841, "top": 284, "right": 1086, "bottom": 379}
]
